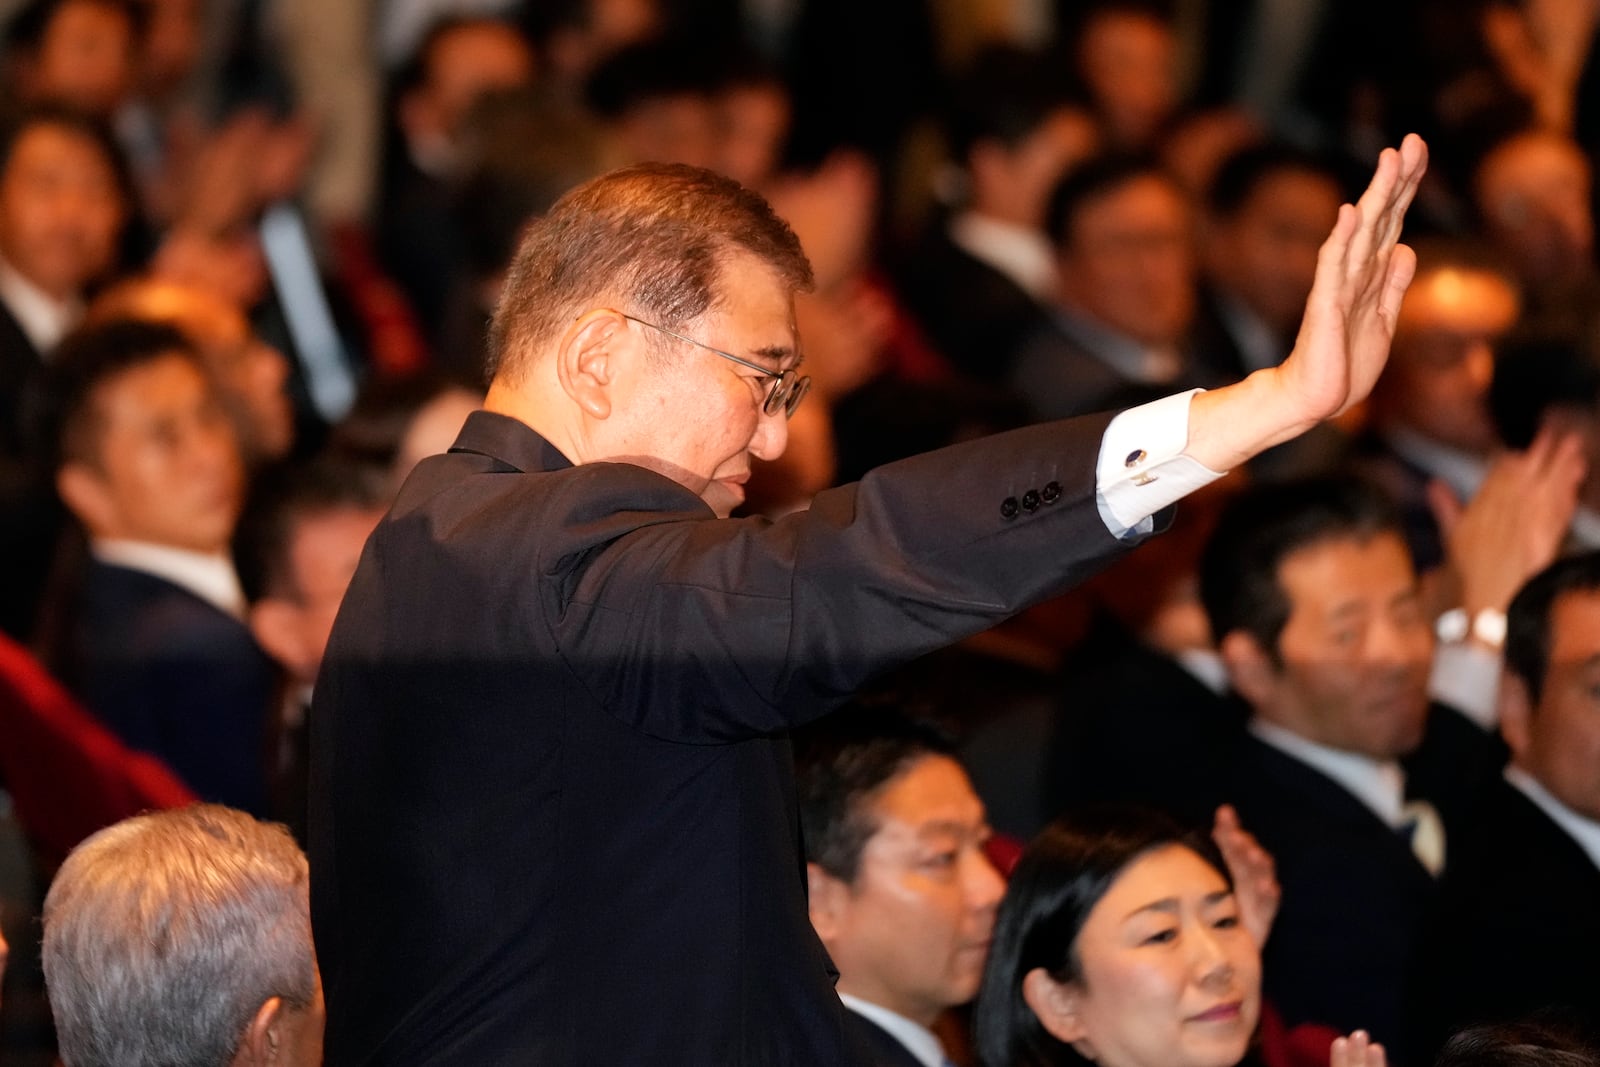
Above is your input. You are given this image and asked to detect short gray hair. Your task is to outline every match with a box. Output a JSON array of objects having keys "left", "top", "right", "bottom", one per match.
[
  {"left": 488, "top": 161, "right": 813, "bottom": 384},
  {"left": 43, "top": 805, "right": 315, "bottom": 1067}
]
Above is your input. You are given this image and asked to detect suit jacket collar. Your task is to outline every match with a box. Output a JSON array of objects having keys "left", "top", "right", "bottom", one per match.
[
  {"left": 1505, "top": 766, "right": 1600, "bottom": 872},
  {"left": 449, "top": 410, "right": 575, "bottom": 475}
]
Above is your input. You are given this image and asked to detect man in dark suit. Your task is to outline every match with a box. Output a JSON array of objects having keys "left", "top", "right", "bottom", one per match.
[
  {"left": 895, "top": 46, "right": 1098, "bottom": 385},
  {"left": 797, "top": 710, "right": 1006, "bottom": 1067},
  {"left": 1409, "top": 551, "right": 1600, "bottom": 1056},
  {"left": 41, "top": 320, "right": 275, "bottom": 814},
  {"left": 0, "top": 106, "right": 129, "bottom": 641},
  {"left": 311, "top": 143, "right": 1427, "bottom": 1064},
  {"left": 1011, "top": 157, "right": 1227, "bottom": 422},
  {"left": 1195, "top": 477, "right": 1512, "bottom": 1051}
]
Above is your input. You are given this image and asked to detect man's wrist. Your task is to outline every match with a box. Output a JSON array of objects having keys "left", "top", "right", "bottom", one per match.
[{"left": 1435, "top": 606, "right": 1507, "bottom": 651}]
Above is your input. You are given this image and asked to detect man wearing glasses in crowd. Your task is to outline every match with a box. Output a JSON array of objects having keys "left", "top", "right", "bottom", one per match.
[{"left": 312, "top": 142, "right": 1426, "bottom": 1065}]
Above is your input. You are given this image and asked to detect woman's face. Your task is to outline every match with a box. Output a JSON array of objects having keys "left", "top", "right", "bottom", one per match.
[{"left": 1026, "top": 845, "right": 1261, "bottom": 1067}]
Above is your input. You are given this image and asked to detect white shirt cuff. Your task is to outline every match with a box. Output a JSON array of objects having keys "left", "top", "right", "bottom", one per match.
[
  {"left": 1428, "top": 640, "right": 1502, "bottom": 730},
  {"left": 1095, "top": 389, "right": 1226, "bottom": 539}
]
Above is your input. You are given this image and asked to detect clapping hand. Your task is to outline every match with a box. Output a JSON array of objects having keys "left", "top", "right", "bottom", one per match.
[
  {"left": 1212, "top": 804, "right": 1281, "bottom": 948},
  {"left": 1331, "top": 1030, "right": 1387, "bottom": 1067}
]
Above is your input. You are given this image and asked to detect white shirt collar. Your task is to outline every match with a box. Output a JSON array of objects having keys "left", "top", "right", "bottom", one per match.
[
  {"left": 1382, "top": 426, "right": 1487, "bottom": 503},
  {"left": 839, "top": 993, "right": 947, "bottom": 1067},
  {"left": 0, "top": 251, "right": 80, "bottom": 355},
  {"left": 947, "top": 212, "right": 1058, "bottom": 302},
  {"left": 1249, "top": 718, "right": 1407, "bottom": 827},
  {"left": 92, "top": 540, "right": 247, "bottom": 620},
  {"left": 1504, "top": 765, "right": 1600, "bottom": 873}
]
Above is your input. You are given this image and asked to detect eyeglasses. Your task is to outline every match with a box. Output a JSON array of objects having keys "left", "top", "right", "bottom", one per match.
[{"left": 621, "top": 313, "right": 811, "bottom": 418}]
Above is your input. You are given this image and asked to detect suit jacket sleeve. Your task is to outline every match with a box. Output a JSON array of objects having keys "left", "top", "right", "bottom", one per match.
[{"left": 533, "top": 413, "right": 1127, "bottom": 743}]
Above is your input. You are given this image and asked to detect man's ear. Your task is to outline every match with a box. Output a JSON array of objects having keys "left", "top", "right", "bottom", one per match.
[
  {"left": 230, "top": 996, "right": 284, "bottom": 1066},
  {"left": 555, "top": 310, "right": 629, "bottom": 420},
  {"left": 1219, "top": 629, "right": 1278, "bottom": 708},
  {"left": 1022, "top": 967, "right": 1091, "bottom": 1050},
  {"left": 805, "top": 861, "right": 851, "bottom": 941},
  {"left": 1498, "top": 670, "right": 1535, "bottom": 761},
  {"left": 56, "top": 461, "right": 115, "bottom": 535}
]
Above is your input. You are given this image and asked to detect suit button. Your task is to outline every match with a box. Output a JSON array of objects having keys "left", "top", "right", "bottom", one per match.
[
  {"left": 1000, "top": 496, "right": 1019, "bottom": 519},
  {"left": 1022, "top": 489, "right": 1041, "bottom": 512},
  {"left": 1041, "top": 481, "right": 1062, "bottom": 504}
]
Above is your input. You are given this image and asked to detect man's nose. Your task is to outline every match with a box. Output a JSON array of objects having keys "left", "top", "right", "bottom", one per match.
[{"left": 748, "top": 405, "right": 789, "bottom": 461}]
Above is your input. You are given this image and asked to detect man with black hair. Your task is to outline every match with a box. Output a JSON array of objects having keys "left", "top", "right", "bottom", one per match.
[
  {"left": 1195, "top": 475, "right": 1531, "bottom": 1048},
  {"left": 1011, "top": 156, "right": 1221, "bottom": 422},
  {"left": 896, "top": 45, "right": 1099, "bottom": 384},
  {"left": 797, "top": 709, "right": 1005, "bottom": 1067},
  {"left": 39, "top": 318, "right": 274, "bottom": 812},
  {"left": 1409, "top": 551, "right": 1600, "bottom": 1055}
]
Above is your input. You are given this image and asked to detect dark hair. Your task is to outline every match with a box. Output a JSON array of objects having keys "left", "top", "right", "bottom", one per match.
[
  {"left": 233, "top": 457, "right": 390, "bottom": 604},
  {"left": 1488, "top": 338, "right": 1600, "bottom": 450},
  {"left": 947, "top": 46, "right": 1079, "bottom": 162},
  {"left": 1199, "top": 477, "right": 1404, "bottom": 660},
  {"left": 794, "top": 706, "right": 956, "bottom": 884},
  {"left": 391, "top": 14, "right": 529, "bottom": 103},
  {"left": 583, "top": 36, "right": 720, "bottom": 120},
  {"left": 1505, "top": 551, "right": 1600, "bottom": 704},
  {"left": 1206, "top": 142, "right": 1345, "bottom": 219},
  {"left": 974, "top": 806, "right": 1226, "bottom": 1067},
  {"left": 0, "top": 104, "right": 131, "bottom": 201},
  {"left": 488, "top": 162, "right": 812, "bottom": 382},
  {"left": 1045, "top": 154, "right": 1182, "bottom": 248},
  {"left": 1435, "top": 1020, "right": 1600, "bottom": 1067},
  {"left": 3, "top": 0, "right": 142, "bottom": 56},
  {"left": 35, "top": 319, "right": 200, "bottom": 472}
]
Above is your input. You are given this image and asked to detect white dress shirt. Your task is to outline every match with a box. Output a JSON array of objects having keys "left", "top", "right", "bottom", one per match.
[
  {"left": 1249, "top": 718, "right": 1408, "bottom": 828},
  {"left": 839, "top": 994, "right": 948, "bottom": 1067},
  {"left": 0, "top": 252, "right": 80, "bottom": 355},
  {"left": 948, "top": 212, "right": 1059, "bottom": 303},
  {"left": 92, "top": 540, "right": 247, "bottom": 620}
]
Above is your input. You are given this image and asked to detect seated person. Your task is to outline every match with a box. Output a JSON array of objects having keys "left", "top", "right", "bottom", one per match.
[
  {"left": 1195, "top": 477, "right": 1516, "bottom": 1048},
  {"left": 38, "top": 319, "right": 276, "bottom": 812},
  {"left": 796, "top": 708, "right": 1007, "bottom": 1066},
  {"left": 1408, "top": 552, "right": 1600, "bottom": 1055},
  {"left": 973, "top": 805, "right": 1380, "bottom": 1067},
  {"left": 42, "top": 803, "right": 322, "bottom": 1067}
]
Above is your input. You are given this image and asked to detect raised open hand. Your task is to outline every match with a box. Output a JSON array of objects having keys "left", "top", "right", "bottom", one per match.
[
  {"left": 1212, "top": 804, "right": 1280, "bottom": 949},
  {"left": 1330, "top": 1030, "right": 1387, "bottom": 1067},
  {"left": 1278, "top": 134, "right": 1429, "bottom": 423}
]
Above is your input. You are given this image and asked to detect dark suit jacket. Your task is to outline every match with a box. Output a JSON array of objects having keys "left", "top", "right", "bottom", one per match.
[
  {"left": 1205, "top": 709, "right": 1503, "bottom": 1053},
  {"left": 894, "top": 225, "right": 1052, "bottom": 385},
  {"left": 0, "top": 299, "right": 58, "bottom": 641},
  {"left": 311, "top": 408, "right": 1135, "bottom": 1065},
  {"left": 843, "top": 1008, "right": 935, "bottom": 1067},
  {"left": 47, "top": 560, "right": 275, "bottom": 812},
  {"left": 1407, "top": 779, "right": 1600, "bottom": 1058}
]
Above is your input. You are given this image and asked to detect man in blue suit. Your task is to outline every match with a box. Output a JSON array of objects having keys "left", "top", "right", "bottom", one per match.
[{"left": 312, "top": 141, "right": 1427, "bottom": 1064}]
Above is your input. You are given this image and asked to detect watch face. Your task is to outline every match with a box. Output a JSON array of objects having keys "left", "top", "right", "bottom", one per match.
[
  {"left": 1474, "top": 609, "right": 1507, "bottom": 648},
  {"left": 1435, "top": 608, "right": 1469, "bottom": 643}
]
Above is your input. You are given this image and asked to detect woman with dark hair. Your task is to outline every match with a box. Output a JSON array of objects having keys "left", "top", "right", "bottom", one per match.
[{"left": 974, "top": 806, "right": 1384, "bottom": 1067}]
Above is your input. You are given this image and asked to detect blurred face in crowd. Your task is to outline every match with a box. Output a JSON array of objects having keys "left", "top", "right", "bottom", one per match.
[
  {"left": 613, "top": 90, "right": 720, "bottom": 170},
  {"left": 0, "top": 122, "right": 125, "bottom": 301},
  {"left": 807, "top": 754, "right": 1005, "bottom": 1026},
  {"left": 139, "top": 0, "right": 205, "bottom": 101},
  {"left": 251, "top": 504, "right": 384, "bottom": 686},
  {"left": 1224, "top": 532, "right": 1433, "bottom": 760},
  {"left": 1204, "top": 168, "right": 1344, "bottom": 337},
  {"left": 1474, "top": 131, "right": 1594, "bottom": 289},
  {"left": 1076, "top": 9, "right": 1178, "bottom": 150},
  {"left": 1377, "top": 266, "right": 1519, "bottom": 455},
  {"left": 22, "top": 0, "right": 136, "bottom": 117},
  {"left": 1057, "top": 174, "right": 1196, "bottom": 347},
  {"left": 58, "top": 352, "right": 244, "bottom": 554},
  {"left": 402, "top": 21, "right": 535, "bottom": 160},
  {"left": 1024, "top": 845, "right": 1261, "bottom": 1067},
  {"left": 92, "top": 279, "right": 295, "bottom": 462},
  {"left": 971, "top": 106, "right": 1101, "bottom": 230},
  {"left": 1503, "top": 586, "right": 1600, "bottom": 822},
  {"left": 607, "top": 251, "right": 796, "bottom": 518}
]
